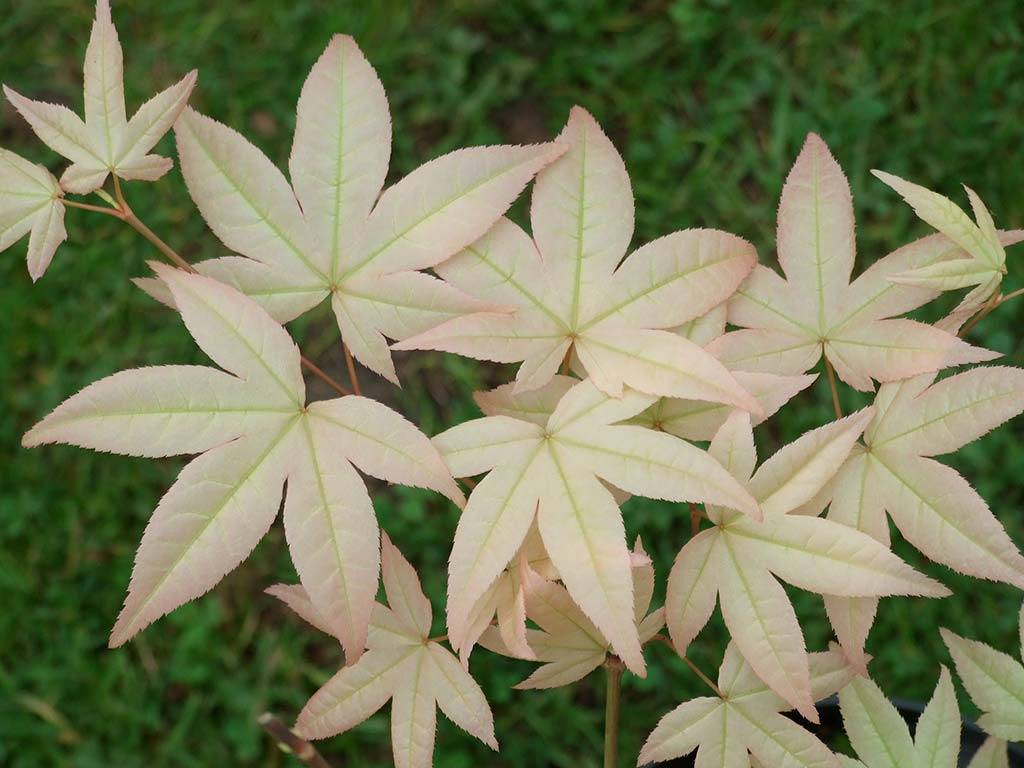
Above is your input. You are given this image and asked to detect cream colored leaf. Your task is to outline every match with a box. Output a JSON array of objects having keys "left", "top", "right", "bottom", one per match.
[
  {"left": 941, "top": 628, "right": 1024, "bottom": 742},
  {"left": 967, "top": 738, "right": 1009, "bottom": 768},
  {"left": 425, "top": 643, "right": 497, "bottom": 749},
  {"left": 194, "top": 256, "right": 329, "bottom": 323},
  {"left": 296, "top": 646, "right": 415, "bottom": 739},
  {"left": 265, "top": 583, "right": 340, "bottom": 640},
  {"left": 290, "top": 34, "right": 391, "bottom": 280},
  {"left": 154, "top": 263, "right": 305, "bottom": 405},
  {"left": 2, "top": 86, "right": 103, "bottom": 168},
  {"left": 109, "top": 421, "right": 299, "bottom": 646},
  {"left": 473, "top": 375, "right": 576, "bottom": 426},
  {"left": 432, "top": 415, "right": 544, "bottom": 478},
  {"left": 638, "top": 697, "right": 723, "bottom": 765},
  {"left": 284, "top": 422, "right": 380, "bottom": 662},
  {"left": 381, "top": 532, "right": 433, "bottom": 638},
  {"left": 25, "top": 197, "right": 66, "bottom": 281},
  {"left": 748, "top": 408, "right": 874, "bottom": 518},
  {"left": 838, "top": 675, "right": 916, "bottom": 768},
  {"left": 22, "top": 365, "right": 283, "bottom": 457},
  {"left": 116, "top": 70, "right": 197, "bottom": 165},
  {"left": 83, "top": 0, "right": 126, "bottom": 162},
  {"left": 175, "top": 107, "right": 325, "bottom": 278},
  {"left": 915, "top": 667, "right": 961, "bottom": 768},
  {"left": 350, "top": 143, "right": 565, "bottom": 277},
  {"left": 307, "top": 396, "right": 464, "bottom": 506},
  {"left": 665, "top": 529, "right": 721, "bottom": 654}
]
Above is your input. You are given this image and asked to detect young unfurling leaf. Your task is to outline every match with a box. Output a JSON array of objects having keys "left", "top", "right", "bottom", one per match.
[
  {"left": 272, "top": 535, "right": 497, "bottom": 767},
  {"left": 821, "top": 368, "right": 1024, "bottom": 667},
  {"left": 665, "top": 410, "right": 948, "bottom": 721},
  {"left": 941, "top": 602, "right": 1024, "bottom": 744},
  {"left": 480, "top": 538, "right": 664, "bottom": 689},
  {"left": 3, "top": 0, "right": 196, "bottom": 193},
  {"left": 837, "top": 667, "right": 960, "bottom": 767},
  {"left": 0, "top": 149, "right": 66, "bottom": 280},
  {"left": 433, "top": 375, "right": 760, "bottom": 675},
  {"left": 163, "top": 35, "right": 562, "bottom": 384},
  {"left": 718, "top": 133, "right": 999, "bottom": 391},
  {"left": 639, "top": 642, "right": 857, "bottom": 767},
  {"left": 23, "top": 266, "right": 460, "bottom": 658},
  {"left": 395, "top": 107, "right": 760, "bottom": 407}
]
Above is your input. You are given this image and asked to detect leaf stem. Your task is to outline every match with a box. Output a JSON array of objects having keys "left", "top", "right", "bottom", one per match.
[
  {"left": 824, "top": 356, "right": 842, "bottom": 419},
  {"left": 257, "top": 712, "right": 333, "bottom": 768},
  {"left": 689, "top": 503, "right": 701, "bottom": 536},
  {"left": 343, "top": 343, "right": 362, "bottom": 396},
  {"left": 603, "top": 655, "right": 624, "bottom": 768},
  {"left": 647, "top": 635, "right": 725, "bottom": 697},
  {"left": 959, "top": 288, "right": 1024, "bottom": 338},
  {"left": 68, "top": 180, "right": 352, "bottom": 397}
]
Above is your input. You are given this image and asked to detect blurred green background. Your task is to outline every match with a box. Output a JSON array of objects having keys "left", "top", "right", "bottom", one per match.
[{"left": 3, "top": 1, "right": 1024, "bottom": 766}]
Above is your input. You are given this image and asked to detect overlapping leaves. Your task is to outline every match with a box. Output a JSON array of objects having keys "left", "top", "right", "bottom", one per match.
[
  {"left": 271, "top": 534, "right": 497, "bottom": 768},
  {"left": 665, "top": 409, "right": 947, "bottom": 720},
  {"left": 23, "top": 266, "right": 460, "bottom": 657},
  {"left": 433, "top": 374, "right": 760, "bottom": 674},
  {"left": 154, "top": 34, "right": 562, "bottom": 384},
  {"left": 396, "top": 107, "right": 760, "bottom": 407}
]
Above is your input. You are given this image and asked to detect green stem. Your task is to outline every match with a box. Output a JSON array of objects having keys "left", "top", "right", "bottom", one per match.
[
  {"left": 824, "top": 355, "right": 842, "bottom": 419},
  {"left": 604, "top": 656, "right": 624, "bottom": 768}
]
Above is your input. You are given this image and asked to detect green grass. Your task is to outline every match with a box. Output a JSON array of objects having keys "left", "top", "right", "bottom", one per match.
[{"left": 2, "top": 1, "right": 1024, "bottom": 766}]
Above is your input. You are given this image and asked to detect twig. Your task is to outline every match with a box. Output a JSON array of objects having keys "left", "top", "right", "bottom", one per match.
[
  {"left": 823, "top": 356, "right": 842, "bottom": 419},
  {"left": 258, "top": 712, "right": 333, "bottom": 768},
  {"left": 689, "top": 503, "right": 701, "bottom": 536},
  {"left": 959, "top": 288, "right": 1024, "bottom": 338},
  {"left": 64, "top": 180, "right": 352, "bottom": 398},
  {"left": 343, "top": 343, "right": 362, "bottom": 396},
  {"left": 647, "top": 634, "right": 725, "bottom": 698},
  {"left": 603, "top": 655, "right": 624, "bottom": 768}
]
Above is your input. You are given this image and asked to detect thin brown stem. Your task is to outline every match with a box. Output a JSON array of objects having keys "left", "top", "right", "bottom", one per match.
[
  {"left": 121, "top": 209, "right": 195, "bottom": 272},
  {"left": 258, "top": 712, "right": 333, "bottom": 768},
  {"left": 824, "top": 356, "right": 842, "bottom": 419},
  {"left": 689, "top": 503, "right": 701, "bottom": 536},
  {"left": 647, "top": 634, "right": 725, "bottom": 697},
  {"left": 342, "top": 343, "right": 362, "bottom": 396},
  {"left": 958, "top": 289, "right": 1024, "bottom": 338},
  {"left": 603, "top": 655, "right": 624, "bottom": 768},
  {"left": 61, "top": 198, "right": 124, "bottom": 217},
  {"left": 300, "top": 355, "right": 352, "bottom": 397}
]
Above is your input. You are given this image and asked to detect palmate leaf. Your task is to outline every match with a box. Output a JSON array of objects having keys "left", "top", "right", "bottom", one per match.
[
  {"left": 819, "top": 367, "right": 1024, "bottom": 667},
  {"left": 872, "top": 173, "right": 1021, "bottom": 332},
  {"left": 941, "top": 602, "right": 1024, "bottom": 744},
  {"left": 717, "top": 133, "right": 1003, "bottom": 392},
  {"left": 630, "top": 303, "right": 819, "bottom": 441},
  {"left": 432, "top": 374, "right": 761, "bottom": 675},
  {"left": 0, "top": 148, "right": 67, "bottom": 280},
  {"left": 271, "top": 535, "right": 497, "bottom": 767},
  {"left": 2, "top": 0, "right": 196, "bottom": 194},
  {"left": 479, "top": 538, "right": 664, "bottom": 689},
  {"left": 837, "top": 667, "right": 960, "bottom": 768},
  {"left": 665, "top": 410, "right": 948, "bottom": 720},
  {"left": 23, "top": 266, "right": 461, "bottom": 658},
  {"left": 153, "top": 35, "right": 562, "bottom": 385},
  {"left": 395, "top": 107, "right": 761, "bottom": 408},
  {"left": 639, "top": 642, "right": 858, "bottom": 767}
]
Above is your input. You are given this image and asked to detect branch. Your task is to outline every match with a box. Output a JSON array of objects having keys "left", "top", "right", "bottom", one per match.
[{"left": 258, "top": 712, "right": 333, "bottom": 768}]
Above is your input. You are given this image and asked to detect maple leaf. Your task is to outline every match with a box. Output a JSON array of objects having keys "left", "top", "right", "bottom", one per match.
[
  {"left": 23, "top": 265, "right": 461, "bottom": 657},
  {"left": 872, "top": 171, "right": 1022, "bottom": 330},
  {"left": 149, "top": 35, "right": 562, "bottom": 385},
  {"left": 479, "top": 537, "right": 665, "bottom": 689},
  {"left": 837, "top": 667, "right": 960, "bottom": 768},
  {"left": 3, "top": 0, "right": 196, "bottom": 194},
  {"left": 941, "top": 601, "right": 1024, "bottom": 745},
  {"left": 716, "top": 133, "right": 1002, "bottom": 391},
  {"left": 818, "top": 367, "right": 1024, "bottom": 668},
  {"left": 0, "top": 149, "right": 67, "bottom": 280},
  {"left": 432, "top": 374, "right": 761, "bottom": 675},
  {"left": 964, "top": 738, "right": 1012, "bottom": 768},
  {"left": 639, "top": 641, "right": 858, "bottom": 767},
  {"left": 665, "top": 409, "right": 948, "bottom": 720},
  {"left": 629, "top": 302, "right": 818, "bottom": 441},
  {"left": 276, "top": 533, "right": 498, "bottom": 768},
  {"left": 394, "top": 107, "right": 761, "bottom": 408}
]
